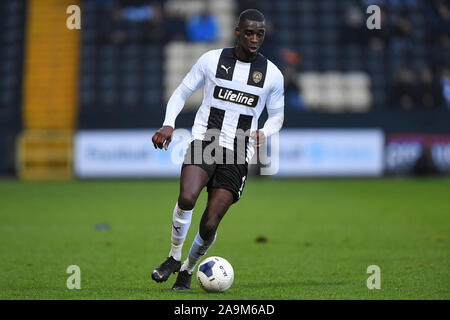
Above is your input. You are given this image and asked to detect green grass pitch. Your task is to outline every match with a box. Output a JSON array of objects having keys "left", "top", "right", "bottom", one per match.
[{"left": 0, "top": 178, "right": 449, "bottom": 299}]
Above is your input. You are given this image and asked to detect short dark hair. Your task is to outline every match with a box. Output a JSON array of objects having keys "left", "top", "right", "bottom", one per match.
[{"left": 237, "top": 9, "right": 265, "bottom": 26}]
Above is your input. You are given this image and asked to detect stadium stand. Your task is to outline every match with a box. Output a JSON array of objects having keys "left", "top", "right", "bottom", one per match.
[
  {"left": 238, "top": 0, "right": 446, "bottom": 112},
  {"left": 0, "top": 1, "right": 27, "bottom": 174},
  {"left": 78, "top": 0, "right": 165, "bottom": 128},
  {"left": 77, "top": 0, "right": 236, "bottom": 127},
  {"left": 1, "top": 0, "right": 449, "bottom": 179},
  {"left": 163, "top": 0, "right": 235, "bottom": 110},
  {"left": 76, "top": 0, "right": 448, "bottom": 130},
  {"left": 0, "top": 1, "right": 26, "bottom": 125}
]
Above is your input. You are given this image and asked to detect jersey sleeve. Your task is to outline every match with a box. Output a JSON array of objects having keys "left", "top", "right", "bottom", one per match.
[
  {"left": 265, "top": 69, "right": 285, "bottom": 112},
  {"left": 162, "top": 83, "right": 195, "bottom": 128},
  {"left": 181, "top": 51, "right": 209, "bottom": 92}
]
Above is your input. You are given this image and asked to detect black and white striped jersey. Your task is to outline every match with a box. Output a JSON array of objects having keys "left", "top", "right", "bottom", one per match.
[{"left": 180, "top": 47, "right": 284, "bottom": 163}]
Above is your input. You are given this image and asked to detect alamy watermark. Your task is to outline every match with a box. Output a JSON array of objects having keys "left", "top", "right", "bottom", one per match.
[
  {"left": 66, "top": 265, "right": 81, "bottom": 289},
  {"left": 66, "top": 5, "right": 81, "bottom": 30},
  {"left": 67, "top": 4, "right": 381, "bottom": 31},
  {"left": 169, "top": 128, "right": 279, "bottom": 176},
  {"left": 366, "top": 265, "right": 381, "bottom": 289},
  {"left": 366, "top": 5, "right": 381, "bottom": 30}
]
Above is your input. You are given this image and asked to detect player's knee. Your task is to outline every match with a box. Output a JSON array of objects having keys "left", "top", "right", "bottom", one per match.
[{"left": 178, "top": 192, "right": 197, "bottom": 211}]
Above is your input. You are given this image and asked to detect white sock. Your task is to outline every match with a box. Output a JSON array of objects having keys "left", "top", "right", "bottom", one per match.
[
  {"left": 180, "top": 231, "right": 216, "bottom": 274},
  {"left": 168, "top": 202, "right": 193, "bottom": 261}
]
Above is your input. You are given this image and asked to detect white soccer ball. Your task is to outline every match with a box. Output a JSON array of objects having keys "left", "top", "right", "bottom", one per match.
[{"left": 197, "top": 256, "right": 234, "bottom": 293}]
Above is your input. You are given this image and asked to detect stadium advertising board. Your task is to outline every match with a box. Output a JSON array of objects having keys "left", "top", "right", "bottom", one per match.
[
  {"left": 75, "top": 129, "right": 385, "bottom": 178},
  {"left": 74, "top": 130, "right": 189, "bottom": 178},
  {"left": 274, "top": 129, "right": 385, "bottom": 177}
]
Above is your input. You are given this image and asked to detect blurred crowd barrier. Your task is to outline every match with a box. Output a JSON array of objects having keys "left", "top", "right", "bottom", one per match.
[
  {"left": 71, "top": 128, "right": 450, "bottom": 178},
  {"left": 0, "top": 0, "right": 449, "bottom": 179}
]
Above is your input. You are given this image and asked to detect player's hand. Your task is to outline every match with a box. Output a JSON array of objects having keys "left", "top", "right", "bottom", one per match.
[
  {"left": 152, "top": 126, "right": 173, "bottom": 150},
  {"left": 250, "top": 130, "right": 266, "bottom": 148}
]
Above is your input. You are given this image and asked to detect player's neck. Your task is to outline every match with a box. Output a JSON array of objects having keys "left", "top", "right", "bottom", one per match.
[{"left": 234, "top": 46, "right": 258, "bottom": 62}]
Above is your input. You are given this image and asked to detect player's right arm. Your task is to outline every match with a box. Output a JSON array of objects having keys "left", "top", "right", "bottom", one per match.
[
  {"left": 152, "top": 125, "right": 174, "bottom": 150},
  {"left": 152, "top": 83, "right": 194, "bottom": 150},
  {"left": 152, "top": 51, "right": 209, "bottom": 150}
]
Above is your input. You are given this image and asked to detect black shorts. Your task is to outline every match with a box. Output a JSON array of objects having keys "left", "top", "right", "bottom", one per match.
[{"left": 182, "top": 140, "right": 248, "bottom": 203}]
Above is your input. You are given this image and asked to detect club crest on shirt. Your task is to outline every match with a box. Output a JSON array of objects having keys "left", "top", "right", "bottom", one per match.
[{"left": 252, "top": 71, "right": 263, "bottom": 84}]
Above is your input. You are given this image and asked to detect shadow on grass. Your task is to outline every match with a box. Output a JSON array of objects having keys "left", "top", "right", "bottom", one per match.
[
  {"left": 4, "top": 280, "right": 357, "bottom": 299},
  {"left": 237, "top": 280, "right": 355, "bottom": 290}
]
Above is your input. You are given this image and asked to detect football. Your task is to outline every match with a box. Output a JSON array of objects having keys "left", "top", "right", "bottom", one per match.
[{"left": 196, "top": 256, "right": 234, "bottom": 293}]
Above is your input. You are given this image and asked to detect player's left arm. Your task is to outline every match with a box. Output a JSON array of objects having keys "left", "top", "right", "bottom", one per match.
[{"left": 251, "top": 70, "right": 285, "bottom": 147}]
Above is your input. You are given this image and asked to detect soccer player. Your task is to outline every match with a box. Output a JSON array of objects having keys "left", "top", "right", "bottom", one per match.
[{"left": 151, "top": 9, "right": 284, "bottom": 290}]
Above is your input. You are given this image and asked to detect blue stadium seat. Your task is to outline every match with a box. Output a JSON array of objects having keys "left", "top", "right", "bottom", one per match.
[
  {"left": 295, "top": 28, "right": 318, "bottom": 43},
  {"left": 99, "top": 89, "right": 119, "bottom": 105},
  {"left": 99, "top": 45, "right": 118, "bottom": 58},
  {"left": 143, "top": 90, "right": 162, "bottom": 104},
  {"left": 80, "top": 90, "right": 96, "bottom": 105},
  {"left": 122, "top": 89, "right": 140, "bottom": 105},
  {"left": 99, "top": 74, "right": 117, "bottom": 88}
]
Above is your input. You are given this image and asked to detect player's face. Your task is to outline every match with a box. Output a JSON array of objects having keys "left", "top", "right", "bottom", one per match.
[{"left": 236, "top": 20, "right": 265, "bottom": 56}]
